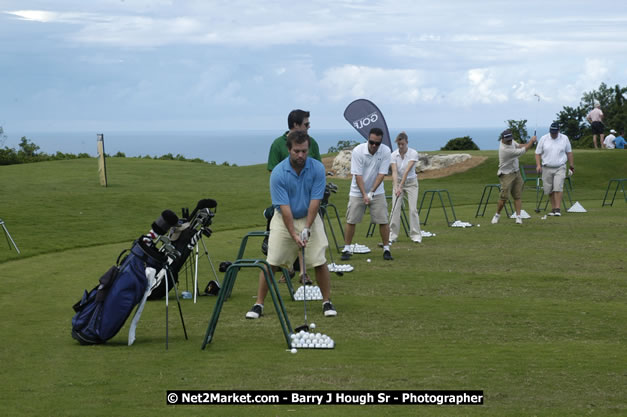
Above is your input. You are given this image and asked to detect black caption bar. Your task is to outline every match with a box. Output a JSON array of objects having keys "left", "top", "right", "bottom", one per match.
[{"left": 166, "top": 390, "right": 484, "bottom": 406}]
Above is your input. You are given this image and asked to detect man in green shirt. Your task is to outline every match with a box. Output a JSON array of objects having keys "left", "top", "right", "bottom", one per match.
[{"left": 267, "top": 109, "right": 322, "bottom": 171}]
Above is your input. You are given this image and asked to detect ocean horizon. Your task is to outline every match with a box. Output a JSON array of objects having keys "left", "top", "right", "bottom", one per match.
[{"left": 3, "top": 127, "right": 508, "bottom": 166}]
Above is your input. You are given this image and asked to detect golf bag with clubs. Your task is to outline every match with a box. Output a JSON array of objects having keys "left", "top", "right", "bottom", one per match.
[
  {"left": 71, "top": 234, "right": 170, "bottom": 345},
  {"left": 147, "top": 199, "right": 218, "bottom": 300}
]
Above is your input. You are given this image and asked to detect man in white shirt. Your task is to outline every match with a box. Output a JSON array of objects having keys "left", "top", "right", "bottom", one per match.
[
  {"left": 535, "top": 122, "right": 575, "bottom": 217},
  {"left": 341, "top": 127, "right": 393, "bottom": 261},
  {"left": 491, "top": 129, "right": 537, "bottom": 225},
  {"left": 586, "top": 100, "right": 604, "bottom": 149},
  {"left": 603, "top": 129, "right": 616, "bottom": 149}
]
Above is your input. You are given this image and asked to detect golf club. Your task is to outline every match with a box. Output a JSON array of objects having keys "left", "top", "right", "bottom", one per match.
[
  {"left": 533, "top": 93, "right": 542, "bottom": 213},
  {"left": 294, "top": 246, "right": 309, "bottom": 333}
]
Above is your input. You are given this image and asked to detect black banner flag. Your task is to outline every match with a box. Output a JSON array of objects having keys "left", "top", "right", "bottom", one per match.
[{"left": 343, "top": 99, "right": 392, "bottom": 149}]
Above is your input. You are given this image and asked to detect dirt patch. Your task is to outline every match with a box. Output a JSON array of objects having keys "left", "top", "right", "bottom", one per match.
[{"left": 323, "top": 155, "right": 488, "bottom": 179}]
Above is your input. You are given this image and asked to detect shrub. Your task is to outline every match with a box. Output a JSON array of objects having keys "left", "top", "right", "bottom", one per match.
[{"left": 441, "top": 136, "right": 479, "bottom": 151}]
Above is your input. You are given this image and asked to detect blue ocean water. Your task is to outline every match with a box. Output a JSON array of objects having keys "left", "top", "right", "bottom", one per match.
[{"left": 4, "top": 127, "right": 503, "bottom": 166}]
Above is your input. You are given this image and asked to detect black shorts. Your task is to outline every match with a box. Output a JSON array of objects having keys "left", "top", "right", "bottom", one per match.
[{"left": 591, "top": 121, "right": 604, "bottom": 134}]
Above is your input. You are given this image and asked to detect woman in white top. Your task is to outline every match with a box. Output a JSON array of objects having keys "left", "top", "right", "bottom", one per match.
[{"left": 389, "top": 132, "right": 422, "bottom": 243}]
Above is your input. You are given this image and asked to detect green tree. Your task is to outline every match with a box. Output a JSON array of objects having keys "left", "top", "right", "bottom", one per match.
[
  {"left": 560, "top": 82, "right": 627, "bottom": 146},
  {"left": 555, "top": 105, "right": 587, "bottom": 141},
  {"left": 441, "top": 136, "right": 479, "bottom": 151},
  {"left": 506, "top": 119, "right": 529, "bottom": 143},
  {"left": 17, "top": 137, "right": 41, "bottom": 160},
  {"left": 328, "top": 139, "right": 360, "bottom": 153}
]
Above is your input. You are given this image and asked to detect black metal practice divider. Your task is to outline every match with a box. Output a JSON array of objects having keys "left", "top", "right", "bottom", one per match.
[
  {"left": 475, "top": 184, "right": 514, "bottom": 218},
  {"left": 319, "top": 202, "right": 345, "bottom": 253},
  {"left": 602, "top": 178, "right": 627, "bottom": 206},
  {"left": 201, "top": 232, "right": 295, "bottom": 350},
  {"left": 418, "top": 189, "right": 457, "bottom": 226}
]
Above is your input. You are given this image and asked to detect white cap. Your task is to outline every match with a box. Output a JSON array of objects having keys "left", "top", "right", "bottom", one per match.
[
  {"left": 594, "top": 100, "right": 601, "bottom": 108},
  {"left": 610, "top": 129, "right": 617, "bottom": 134}
]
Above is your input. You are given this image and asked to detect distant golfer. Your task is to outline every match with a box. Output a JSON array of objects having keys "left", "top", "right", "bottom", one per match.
[
  {"left": 603, "top": 129, "right": 617, "bottom": 149},
  {"left": 246, "top": 130, "right": 337, "bottom": 319},
  {"left": 586, "top": 100, "right": 604, "bottom": 149},
  {"left": 389, "top": 132, "right": 422, "bottom": 242},
  {"left": 491, "top": 129, "right": 537, "bottom": 225},
  {"left": 341, "top": 127, "right": 393, "bottom": 261},
  {"left": 614, "top": 131, "right": 626, "bottom": 149},
  {"left": 535, "top": 122, "right": 574, "bottom": 217}
]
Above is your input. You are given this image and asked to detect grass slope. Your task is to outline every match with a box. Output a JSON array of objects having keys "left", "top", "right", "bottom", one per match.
[{"left": 0, "top": 150, "right": 625, "bottom": 416}]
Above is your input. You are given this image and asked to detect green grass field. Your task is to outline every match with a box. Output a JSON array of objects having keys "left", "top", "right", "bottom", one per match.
[{"left": 0, "top": 150, "right": 625, "bottom": 416}]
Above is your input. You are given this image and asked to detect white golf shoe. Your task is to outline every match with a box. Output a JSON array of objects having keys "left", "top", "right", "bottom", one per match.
[{"left": 491, "top": 213, "right": 500, "bottom": 224}]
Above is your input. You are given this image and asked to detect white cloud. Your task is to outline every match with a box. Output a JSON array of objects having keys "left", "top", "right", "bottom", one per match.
[
  {"left": 320, "top": 65, "right": 436, "bottom": 104},
  {"left": 457, "top": 68, "right": 508, "bottom": 105}
]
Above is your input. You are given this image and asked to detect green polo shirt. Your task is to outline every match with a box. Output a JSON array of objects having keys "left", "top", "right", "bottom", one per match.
[{"left": 267, "top": 132, "right": 322, "bottom": 171}]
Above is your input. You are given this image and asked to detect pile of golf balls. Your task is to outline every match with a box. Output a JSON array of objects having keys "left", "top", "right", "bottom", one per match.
[
  {"left": 349, "top": 243, "right": 371, "bottom": 254},
  {"left": 450, "top": 220, "right": 473, "bottom": 228},
  {"left": 290, "top": 330, "right": 335, "bottom": 349},
  {"left": 328, "top": 263, "right": 354, "bottom": 272},
  {"left": 293, "top": 285, "right": 323, "bottom": 300},
  {"left": 420, "top": 230, "right": 436, "bottom": 237}
]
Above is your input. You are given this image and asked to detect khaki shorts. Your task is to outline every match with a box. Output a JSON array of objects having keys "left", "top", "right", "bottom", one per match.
[
  {"left": 542, "top": 165, "right": 566, "bottom": 194},
  {"left": 498, "top": 172, "right": 523, "bottom": 200},
  {"left": 346, "top": 194, "right": 389, "bottom": 224},
  {"left": 266, "top": 210, "right": 327, "bottom": 269}
]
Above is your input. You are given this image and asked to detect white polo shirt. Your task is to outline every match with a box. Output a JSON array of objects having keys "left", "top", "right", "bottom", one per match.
[
  {"left": 535, "top": 133, "right": 572, "bottom": 167},
  {"left": 349, "top": 142, "right": 392, "bottom": 197},
  {"left": 391, "top": 147, "right": 419, "bottom": 180},
  {"left": 604, "top": 134, "right": 616, "bottom": 149}
]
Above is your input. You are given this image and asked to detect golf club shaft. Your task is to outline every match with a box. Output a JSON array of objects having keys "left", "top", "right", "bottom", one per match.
[{"left": 301, "top": 246, "right": 307, "bottom": 326}]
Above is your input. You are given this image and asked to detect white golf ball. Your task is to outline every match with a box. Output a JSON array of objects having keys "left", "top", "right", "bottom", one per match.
[
  {"left": 291, "top": 348, "right": 297, "bottom": 354},
  {"left": 367, "top": 258, "right": 371, "bottom": 263},
  {"left": 310, "top": 323, "right": 316, "bottom": 329}
]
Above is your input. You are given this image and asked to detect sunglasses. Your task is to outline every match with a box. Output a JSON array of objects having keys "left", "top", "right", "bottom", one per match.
[{"left": 368, "top": 140, "right": 382, "bottom": 147}]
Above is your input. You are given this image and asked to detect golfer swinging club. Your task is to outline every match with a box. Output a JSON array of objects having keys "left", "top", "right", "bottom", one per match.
[
  {"left": 246, "top": 130, "right": 337, "bottom": 319},
  {"left": 491, "top": 128, "right": 537, "bottom": 225}
]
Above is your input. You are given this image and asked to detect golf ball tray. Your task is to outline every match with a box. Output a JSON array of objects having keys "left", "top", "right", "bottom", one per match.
[
  {"left": 450, "top": 220, "right": 473, "bottom": 228},
  {"left": 327, "top": 263, "right": 354, "bottom": 272},
  {"left": 293, "top": 285, "right": 323, "bottom": 300},
  {"left": 290, "top": 331, "right": 335, "bottom": 349},
  {"left": 348, "top": 243, "right": 371, "bottom": 254},
  {"left": 420, "top": 230, "right": 436, "bottom": 237}
]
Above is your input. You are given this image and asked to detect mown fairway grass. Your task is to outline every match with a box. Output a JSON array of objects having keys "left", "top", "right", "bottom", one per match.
[{"left": 0, "top": 150, "right": 625, "bottom": 416}]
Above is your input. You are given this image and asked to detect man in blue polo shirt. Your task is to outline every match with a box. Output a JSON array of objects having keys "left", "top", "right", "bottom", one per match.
[{"left": 246, "top": 131, "right": 337, "bottom": 319}]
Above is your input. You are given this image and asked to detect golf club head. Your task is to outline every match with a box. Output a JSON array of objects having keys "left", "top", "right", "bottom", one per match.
[
  {"left": 294, "top": 324, "right": 309, "bottom": 333},
  {"left": 335, "top": 271, "right": 344, "bottom": 277},
  {"left": 534, "top": 208, "right": 541, "bottom": 213}
]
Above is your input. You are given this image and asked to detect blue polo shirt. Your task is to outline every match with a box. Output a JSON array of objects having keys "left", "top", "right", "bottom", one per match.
[
  {"left": 270, "top": 157, "right": 326, "bottom": 219},
  {"left": 615, "top": 136, "right": 626, "bottom": 149}
]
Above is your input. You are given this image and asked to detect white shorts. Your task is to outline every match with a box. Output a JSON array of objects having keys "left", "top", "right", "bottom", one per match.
[{"left": 542, "top": 165, "right": 566, "bottom": 194}]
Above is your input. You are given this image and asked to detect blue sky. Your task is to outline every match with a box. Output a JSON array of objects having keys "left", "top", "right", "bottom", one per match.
[{"left": 1, "top": 0, "right": 626, "bottom": 134}]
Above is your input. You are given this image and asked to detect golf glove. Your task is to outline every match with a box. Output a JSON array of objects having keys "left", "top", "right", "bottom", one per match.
[
  {"left": 367, "top": 191, "right": 374, "bottom": 201},
  {"left": 300, "top": 227, "right": 310, "bottom": 242}
]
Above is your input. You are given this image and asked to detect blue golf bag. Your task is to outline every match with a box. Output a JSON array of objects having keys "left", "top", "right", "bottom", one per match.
[{"left": 71, "top": 239, "right": 167, "bottom": 345}]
